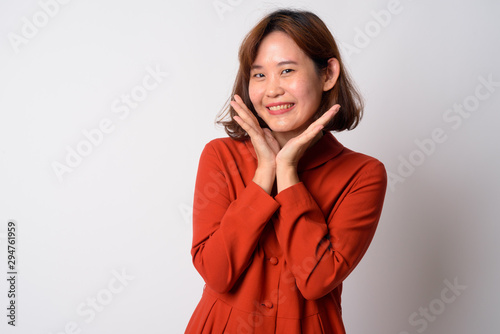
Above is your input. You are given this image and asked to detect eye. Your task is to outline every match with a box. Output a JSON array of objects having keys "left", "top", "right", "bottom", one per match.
[
  {"left": 252, "top": 73, "right": 264, "bottom": 78},
  {"left": 282, "top": 69, "right": 294, "bottom": 74}
]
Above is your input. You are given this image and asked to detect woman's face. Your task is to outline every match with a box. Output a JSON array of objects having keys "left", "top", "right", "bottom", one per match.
[{"left": 248, "top": 31, "right": 331, "bottom": 137}]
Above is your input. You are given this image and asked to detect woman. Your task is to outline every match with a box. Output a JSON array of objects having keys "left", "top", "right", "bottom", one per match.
[{"left": 185, "top": 8, "right": 387, "bottom": 333}]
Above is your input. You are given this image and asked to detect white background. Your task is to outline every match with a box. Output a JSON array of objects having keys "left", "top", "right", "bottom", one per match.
[{"left": 1, "top": 0, "right": 499, "bottom": 333}]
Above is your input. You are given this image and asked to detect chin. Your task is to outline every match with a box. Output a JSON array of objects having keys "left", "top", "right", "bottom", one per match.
[
  {"left": 269, "top": 124, "right": 301, "bottom": 135},
  {"left": 267, "top": 122, "right": 291, "bottom": 132}
]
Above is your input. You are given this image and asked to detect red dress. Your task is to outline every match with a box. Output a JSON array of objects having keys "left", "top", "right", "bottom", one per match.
[{"left": 185, "top": 132, "right": 387, "bottom": 333}]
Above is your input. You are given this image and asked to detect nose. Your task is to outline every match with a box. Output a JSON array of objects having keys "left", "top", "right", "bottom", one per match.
[{"left": 265, "top": 75, "right": 284, "bottom": 98}]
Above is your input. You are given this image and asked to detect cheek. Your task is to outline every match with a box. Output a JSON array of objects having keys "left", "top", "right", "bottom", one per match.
[
  {"left": 248, "top": 83, "right": 264, "bottom": 109},
  {"left": 290, "top": 77, "right": 311, "bottom": 95},
  {"left": 292, "top": 77, "right": 323, "bottom": 106}
]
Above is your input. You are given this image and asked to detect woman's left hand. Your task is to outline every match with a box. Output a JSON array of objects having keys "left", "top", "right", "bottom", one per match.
[
  {"left": 276, "top": 104, "right": 340, "bottom": 169},
  {"left": 274, "top": 104, "right": 340, "bottom": 193}
]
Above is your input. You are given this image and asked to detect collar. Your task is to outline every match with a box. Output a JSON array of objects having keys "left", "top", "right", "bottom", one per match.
[{"left": 243, "top": 131, "right": 344, "bottom": 172}]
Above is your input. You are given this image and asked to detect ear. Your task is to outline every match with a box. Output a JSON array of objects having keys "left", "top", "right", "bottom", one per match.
[{"left": 322, "top": 57, "right": 340, "bottom": 92}]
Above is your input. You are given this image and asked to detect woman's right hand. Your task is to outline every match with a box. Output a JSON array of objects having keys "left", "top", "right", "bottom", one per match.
[{"left": 231, "top": 94, "right": 279, "bottom": 194}]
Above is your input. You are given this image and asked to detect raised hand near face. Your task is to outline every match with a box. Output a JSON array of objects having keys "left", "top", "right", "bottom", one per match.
[
  {"left": 231, "top": 94, "right": 280, "bottom": 194},
  {"left": 232, "top": 94, "right": 340, "bottom": 194},
  {"left": 276, "top": 104, "right": 340, "bottom": 168},
  {"left": 274, "top": 104, "right": 340, "bottom": 192}
]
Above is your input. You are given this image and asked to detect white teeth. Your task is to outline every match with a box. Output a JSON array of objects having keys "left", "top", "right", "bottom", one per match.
[{"left": 268, "top": 104, "right": 293, "bottom": 111}]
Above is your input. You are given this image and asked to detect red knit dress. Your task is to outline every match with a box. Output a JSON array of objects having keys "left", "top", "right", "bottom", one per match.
[{"left": 185, "top": 132, "right": 387, "bottom": 333}]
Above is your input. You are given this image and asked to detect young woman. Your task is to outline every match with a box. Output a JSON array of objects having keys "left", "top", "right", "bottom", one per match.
[{"left": 185, "top": 9, "right": 387, "bottom": 333}]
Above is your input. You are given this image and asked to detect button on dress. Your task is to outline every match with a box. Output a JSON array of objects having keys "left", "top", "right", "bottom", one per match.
[{"left": 185, "top": 132, "right": 387, "bottom": 333}]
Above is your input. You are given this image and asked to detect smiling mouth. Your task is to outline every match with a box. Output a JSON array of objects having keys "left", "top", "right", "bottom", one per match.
[
  {"left": 266, "top": 103, "right": 295, "bottom": 115},
  {"left": 268, "top": 103, "right": 294, "bottom": 111}
]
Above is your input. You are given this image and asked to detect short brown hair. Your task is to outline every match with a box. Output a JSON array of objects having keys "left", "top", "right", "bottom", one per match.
[{"left": 216, "top": 8, "right": 364, "bottom": 140}]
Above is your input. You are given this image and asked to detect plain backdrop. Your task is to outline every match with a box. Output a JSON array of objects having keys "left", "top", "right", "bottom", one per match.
[{"left": 1, "top": 0, "right": 499, "bottom": 333}]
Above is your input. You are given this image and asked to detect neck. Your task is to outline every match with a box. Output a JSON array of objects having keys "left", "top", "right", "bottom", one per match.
[{"left": 273, "top": 129, "right": 324, "bottom": 149}]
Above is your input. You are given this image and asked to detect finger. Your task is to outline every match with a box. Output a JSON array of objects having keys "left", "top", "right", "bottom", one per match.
[
  {"left": 262, "top": 128, "right": 272, "bottom": 139},
  {"left": 232, "top": 95, "right": 259, "bottom": 125},
  {"left": 232, "top": 95, "right": 253, "bottom": 116},
  {"left": 298, "top": 104, "right": 340, "bottom": 140},
  {"left": 231, "top": 100, "right": 260, "bottom": 133},
  {"left": 233, "top": 116, "right": 265, "bottom": 142},
  {"left": 231, "top": 97, "right": 266, "bottom": 142},
  {"left": 316, "top": 104, "right": 340, "bottom": 126},
  {"left": 233, "top": 115, "right": 260, "bottom": 138},
  {"left": 231, "top": 101, "right": 257, "bottom": 129},
  {"left": 263, "top": 128, "right": 280, "bottom": 153},
  {"left": 292, "top": 111, "right": 333, "bottom": 148},
  {"left": 295, "top": 124, "right": 324, "bottom": 146}
]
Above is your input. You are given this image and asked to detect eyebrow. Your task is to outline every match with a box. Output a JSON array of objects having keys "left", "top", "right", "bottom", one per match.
[{"left": 251, "top": 60, "right": 298, "bottom": 70}]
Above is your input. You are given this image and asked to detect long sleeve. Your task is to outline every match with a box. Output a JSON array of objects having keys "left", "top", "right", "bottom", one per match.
[
  {"left": 273, "top": 160, "right": 387, "bottom": 300},
  {"left": 191, "top": 142, "right": 280, "bottom": 293}
]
